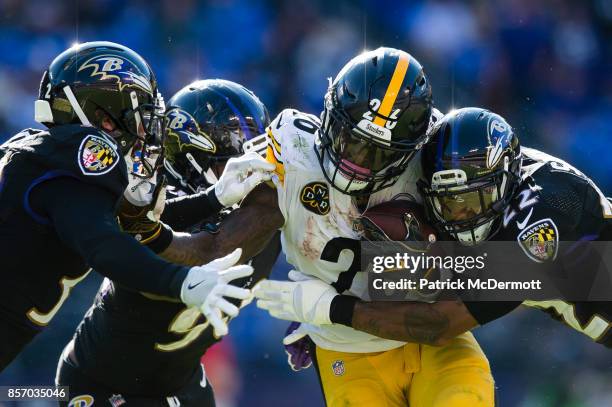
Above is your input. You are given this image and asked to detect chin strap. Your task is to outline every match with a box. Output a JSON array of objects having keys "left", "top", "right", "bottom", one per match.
[
  {"left": 63, "top": 85, "right": 91, "bottom": 126},
  {"left": 203, "top": 167, "right": 218, "bottom": 186},
  {"left": 163, "top": 159, "right": 194, "bottom": 193},
  {"left": 185, "top": 152, "right": 219, "bottom": 191},
  {"left": 185, "top": 152, "right": 204, "bottom": 175},
  {"left": 164, "top": 154, "right": 217, "bottom": 194},
  {"left": 129, "top": 91, "right": 142, "bottom": 132}
]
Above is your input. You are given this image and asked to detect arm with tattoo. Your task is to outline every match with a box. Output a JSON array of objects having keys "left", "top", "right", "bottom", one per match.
[
  {"left": 159, "top": 183, "right": 284, "bottom": 266},
  {"left": 345, "top": 298, "right": 479, "bottom": 346}
]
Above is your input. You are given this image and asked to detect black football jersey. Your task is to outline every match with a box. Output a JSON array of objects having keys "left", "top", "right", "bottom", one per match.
[
  {"left": 0, "top": 126, "right": 127, "bottom": 366},
  {"left": 464, "top": 147, "right": 612, "bottom": 347},
  {"left": 68, "top": 172, "right": 282, "bottom": 395}
]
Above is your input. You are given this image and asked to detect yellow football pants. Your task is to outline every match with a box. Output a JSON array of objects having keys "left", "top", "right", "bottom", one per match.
[{"left": 313, "top": 332, "right": 495, "bottom": 407}]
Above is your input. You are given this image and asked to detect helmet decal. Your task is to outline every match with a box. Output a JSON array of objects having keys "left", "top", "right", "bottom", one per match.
[
  {"left": 77, "top": 54, "right": 153, "bottom": 94},
  {"left": 166, "top": 108, "right": 216, "bottom": 153},
  {"left": 357, "top": 98, "right": 394, "bottom": 143},
  {"left": 371, "top": 52, "right": 410, "bottom": 128},
  {"left": 356, "top": 118, "right": 392, "bottom": 145},
  {"left": 486, "top": 117, "right": 511, "bottom": 169}
]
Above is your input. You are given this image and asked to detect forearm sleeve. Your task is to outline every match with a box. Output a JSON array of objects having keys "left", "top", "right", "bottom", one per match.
[
  {"left": 162, "top": 187, "right": 222, "bottom": 231},
  {"left": 33, "top": 178, "right": 188, "bottom": 298}
]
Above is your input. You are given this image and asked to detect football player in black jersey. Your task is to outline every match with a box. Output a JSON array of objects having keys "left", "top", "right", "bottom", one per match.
[
  {"left": 0, "top": 42, "right": 275, "bottom": 373},
  {"left": 254, "top": 107, "right": 612, "bottom": 349},
  {"left": 56, "top": 79, "right": 282, "bottom": 406}
]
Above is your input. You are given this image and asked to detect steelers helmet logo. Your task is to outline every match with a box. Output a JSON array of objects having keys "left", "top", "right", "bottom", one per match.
[
  {"left": 78, "top": 134, "right": 119, "bottom": 176},
  {"left": 517, "top": 218, "right": 559, "bottom": 263},
  {"left": 300, "top": 182, "right": 330, "bottom": 215}
]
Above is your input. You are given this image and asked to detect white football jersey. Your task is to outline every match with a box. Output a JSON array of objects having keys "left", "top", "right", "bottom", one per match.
[{"left": 265, "top": 108, "right": 440, "bottom": 353}]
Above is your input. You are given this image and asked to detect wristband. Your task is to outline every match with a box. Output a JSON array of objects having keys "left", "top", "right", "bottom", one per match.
[
  {"left": 206, "top": 185, "right": 224, "bottom": 211},
  {"left": 145, "top": 222, "right": 174, "bottom": 254},
  {"left": 329, "top": 295, "right": 358, "bottom": 327},
  {"left": 161, "top": 188, "right": 223, "bottom": 230}
]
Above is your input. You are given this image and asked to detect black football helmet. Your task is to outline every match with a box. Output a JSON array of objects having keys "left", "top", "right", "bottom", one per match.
[
  {"left": 163, "top": 79, "right": 270, "bottom": 193},
  {"left": 420, "top": 107, "right": 522, "bottom": 245},
  {"left": 317, "top": 47, "right": 433, "bottom": 196},
  {"left": 35, "top": 41, "right": 164, "bottom": 177}
]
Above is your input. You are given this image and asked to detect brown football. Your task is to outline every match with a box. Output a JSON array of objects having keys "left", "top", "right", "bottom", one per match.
[{"left": 361, "top": 196, "right": 437, "bottom": 242}]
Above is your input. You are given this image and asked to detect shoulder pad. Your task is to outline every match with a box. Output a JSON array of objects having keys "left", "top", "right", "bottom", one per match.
[
  {"left": 269, "top": 108, "right": 321, "bottom": 131},
  {"left": 501, "top": 162, "right": 610, "bottom": 262},
  {"left": 265, "top": 109, "right": 321, "bottom": 184},
  {"left": 1, "top": 129, "right": 44, "bottom": 151}
]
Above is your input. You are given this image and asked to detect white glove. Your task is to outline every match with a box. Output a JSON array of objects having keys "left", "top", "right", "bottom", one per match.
[
  {"left": 210, "top": 151, "right": 276, "bottom": 207},
  {"left": 123, "top": 148, "right": 165, "bottom": 222},
  {"left": 254, "top": 270, "right": 338, "bottom": 326},
  {"left": 121, "top": 173, "right": 166, "bottom": 226},
  {"left": 181, "top": 248, "right": 254, "bottom": 337},
  {"left": 124, "top": 169, "right": 159, "bottom": 207},
  {"left": 147, "top": 183, "right": 166, "bottom": 223}
]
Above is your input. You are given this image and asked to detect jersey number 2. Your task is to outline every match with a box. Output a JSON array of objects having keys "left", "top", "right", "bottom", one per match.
[{"left": 320, "top": 237, "right": 361, "bottom": 293}]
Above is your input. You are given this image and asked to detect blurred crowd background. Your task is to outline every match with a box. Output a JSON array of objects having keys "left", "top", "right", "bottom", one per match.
[{"left": 0, "top": 0, "right": 611, "bottom": 406}]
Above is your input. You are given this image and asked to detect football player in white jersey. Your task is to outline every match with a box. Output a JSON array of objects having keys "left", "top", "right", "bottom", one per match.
[
  {"left": 134, "top": 47, "right": 495, "bottom": 406},
  {"left": 246, "top": 48, "right": 495, "bottom": 406}
]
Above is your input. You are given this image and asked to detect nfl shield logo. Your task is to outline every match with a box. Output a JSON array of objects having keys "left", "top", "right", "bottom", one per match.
[
  {"left": 332, "top": 360, "right": 345, "bottom": 376},
  {"left": 108, "top": 394, "right": 126, "bottom": 407}
]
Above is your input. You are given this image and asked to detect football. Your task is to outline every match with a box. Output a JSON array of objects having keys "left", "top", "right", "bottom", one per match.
[{"left": 361, "top": 195, "right": 438, "bottom": 243}]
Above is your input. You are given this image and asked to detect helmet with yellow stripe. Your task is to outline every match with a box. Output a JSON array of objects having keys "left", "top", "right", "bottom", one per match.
[{"left": 317, "top": 47, "right": 432, "bottom": 196}]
